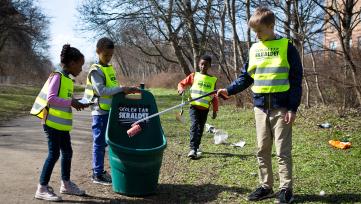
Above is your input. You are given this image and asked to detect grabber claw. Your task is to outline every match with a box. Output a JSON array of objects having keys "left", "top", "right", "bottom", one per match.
[{"left": 127, "top": 123, "right": 142, "bottom": 137}]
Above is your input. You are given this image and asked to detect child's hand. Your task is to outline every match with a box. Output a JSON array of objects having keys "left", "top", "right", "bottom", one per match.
[
  {"left": 217, "top": 89, "right": 230, "bottom": 100},
  {"left": 212, "top": 112, "right": 217, "bottom": 119},
  {"left": 71, "top": 98, "right": 87, "bottom": 111},
  {"left": 284, "top": 111, "right": 296, "bottom": 124},
  {"left": 178, "top": 89, "right": 185, "bottom": 95},
  {"left": 123, "top": 86, "right": 141, "bottom": 94}
]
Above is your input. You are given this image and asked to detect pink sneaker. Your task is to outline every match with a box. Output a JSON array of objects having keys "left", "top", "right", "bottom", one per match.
[
  {"left": 34, "top": 184, "right": 62, "bottom": 202},
  {"left": 60, "top": 180, "right": 86, "bottom": 196}
]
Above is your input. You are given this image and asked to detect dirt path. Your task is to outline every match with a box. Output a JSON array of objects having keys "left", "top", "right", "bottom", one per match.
[
  {"left": 0, "top": 109, "right": 154, "bottom": 203},
  {"left": 0, "top": 107, "right": 248, "bottom": 204}
]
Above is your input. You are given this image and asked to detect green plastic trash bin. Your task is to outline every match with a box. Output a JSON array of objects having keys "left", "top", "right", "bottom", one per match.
[{"left": 106, "top": 90, "right": 167, "bottom": 196}]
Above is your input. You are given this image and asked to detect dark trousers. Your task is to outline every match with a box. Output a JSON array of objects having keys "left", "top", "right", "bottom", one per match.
[
  {"left": 189, "top": 106, "right": 209, "bottom": 150},
  {"left": 39, "top": 125, "right": 73, "bottom": 185}
]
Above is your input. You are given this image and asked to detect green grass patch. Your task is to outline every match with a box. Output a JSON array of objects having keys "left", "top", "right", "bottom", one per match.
[
  {"left": 1, "top": 86, "right": 360, "bottom": 203},
  {"left": 0, "top": 84, "right": 85, "bottom": 123},
  {"left": 0, "top": 85, "right": 41, "bottom": 122},
  {"left": 148, "top": 88, "right": 361, "bottom": 203}
]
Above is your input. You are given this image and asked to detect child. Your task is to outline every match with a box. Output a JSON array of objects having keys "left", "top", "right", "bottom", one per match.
[
  {"left": 83, "top": 37, "right": 139, "bottom": 185},
  {"left": 217, "top": 7, "right": 303, "bottom": 204},
  {"left": 30, "top": 44, "right": 88, "bottom": 201},
  {"left": 177, "top": 54, "right": 218, "bottom": 159}
]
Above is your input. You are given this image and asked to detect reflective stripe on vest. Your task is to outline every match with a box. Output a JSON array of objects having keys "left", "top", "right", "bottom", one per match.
[
  {"left": 30, "top": 79, "right": 50, "bottom": 119},
  {"left": 248, "top": 38, "right": 290, "bottom": 93},
  {"left": 30, "top": 71, "right": 73, "bottom": 131},
  {"left": 190, "top": 72, "right": 217, "bottom": 109},
  {"left": 83, "top": 64, "right": 119, "bottom": 111}
]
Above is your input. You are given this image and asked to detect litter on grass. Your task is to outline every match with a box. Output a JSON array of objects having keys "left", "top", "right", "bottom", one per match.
[
  {"left": 231, "top": 140, "right": 246, "bottom": 148},
  {"left": 205, "top": 123, "right": 216, "bottom": 133},
  {"left": 318, "top": 122, "right": 332, "bottom": 128},
  {"left": 328, "top": 140, "right": 352, "bottom": 149},
  {"left": 213, "top": 129, "right": 228, "bottom": 144}
]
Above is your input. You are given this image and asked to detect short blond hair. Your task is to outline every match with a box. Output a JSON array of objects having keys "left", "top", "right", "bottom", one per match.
[{"left": 248, "top": 7, "right": 275, "bottom": 28}]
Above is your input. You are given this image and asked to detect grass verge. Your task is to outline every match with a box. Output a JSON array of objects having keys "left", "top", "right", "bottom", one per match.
[
  {"left": 150, "top": 88, "right": 361, "bottom": 204},
  {"left": 0, "top": 84, "right": 85, "bottom": 123},
  {"left": 1, "top": 86, "right": 360, "bottom": 203},
  {"left": 0, "top": 85, "right": 40, "bottom": 123}
]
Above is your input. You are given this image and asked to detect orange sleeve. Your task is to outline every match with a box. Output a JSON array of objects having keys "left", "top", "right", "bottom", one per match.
[
  {"left": 211, "top": 94, "right": 219, "bottom": 112},
  {"left": 177, "top": 73, "right": 194, "bottom": 92},
  {"left": 211, "top": 79, "right": 219, "bottom": 112}
]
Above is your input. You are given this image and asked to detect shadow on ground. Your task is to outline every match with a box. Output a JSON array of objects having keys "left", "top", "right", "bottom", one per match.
[
  {"left": 142, "top": 183, "right": 247, "bottom": 203},
  {"left": 202, "top": 151, "right": 254, "bottom": 159},
  {"left": 295, "top": 193, "right": 361, "bottom": 203},
  {"left": 62, "top": 183, "right": 248, "bottom": 203}
]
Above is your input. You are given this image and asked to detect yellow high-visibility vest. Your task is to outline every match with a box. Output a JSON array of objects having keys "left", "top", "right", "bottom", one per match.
[
  {"left": 83, "top": 64, "right": 119, "bottom": 111},
  {"left": 248, "top": 38, "right": 290, "bottom": 93},
  {"left": 30, "top": 71, "right": 73, "bottom": 131},
  {"left": 190, "top": 72, "right": 217, "bottom": 109}
]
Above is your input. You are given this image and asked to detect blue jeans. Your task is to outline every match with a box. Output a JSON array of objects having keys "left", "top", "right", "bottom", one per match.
[
  {"left": 189, "top": 106, "right": 209, "bottom": 150},
  {"left": 91, "top": 114, "right": 109, "bottom": 176},
  {"left": 39, "top": 125, "right": 73, "bottom": 185}
]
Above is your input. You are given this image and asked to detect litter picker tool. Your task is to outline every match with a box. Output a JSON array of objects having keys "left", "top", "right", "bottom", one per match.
[
  {"left": 127, "top": 90, "right": 227, "bottom": 137},
  {"left": 175, "top": 92, "right": 185, "bottom": 123}
]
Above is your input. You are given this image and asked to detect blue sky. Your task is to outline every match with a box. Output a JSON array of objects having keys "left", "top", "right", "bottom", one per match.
[{"left": 37, "top": 0, "right": 96, "bottom": 64}]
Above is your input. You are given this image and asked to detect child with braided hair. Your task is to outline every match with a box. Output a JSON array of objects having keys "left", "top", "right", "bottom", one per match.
[{"left": 31, "top": 44, "right": 88, "bottom": 201}]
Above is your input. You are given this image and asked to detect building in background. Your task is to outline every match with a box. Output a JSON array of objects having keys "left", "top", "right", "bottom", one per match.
[{"left": 323, "top": 0, "right": 361, "bottom": 51}]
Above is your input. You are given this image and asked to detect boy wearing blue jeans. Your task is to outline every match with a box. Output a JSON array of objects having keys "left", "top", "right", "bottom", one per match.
[
  {"left": 217, "top": 7, "right": 302, "bottom": 204},
  {"left": 84, "top": 37, "right": 138, "bottom": 185}
]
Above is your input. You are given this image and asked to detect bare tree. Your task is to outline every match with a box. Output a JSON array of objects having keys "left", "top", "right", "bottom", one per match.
[
  {"left": 78, "top": 0, "right": 218, "bottom": 76},
  {"left": 291, "top": 0, "right": 326, "bottom": 106},
  {"left": 0, "top": 0, "right": 51, "bottom": 84},
  {"left": 312, "top": 0, "right": 361, "bottom": 106}
]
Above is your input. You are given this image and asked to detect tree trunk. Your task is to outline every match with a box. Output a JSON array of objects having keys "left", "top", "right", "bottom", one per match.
[
  {"left": 219, "top": 3, "right": 226, "bottom": 73},
  {"left": 246, "top": 0, "right": 251, "bottom": 49},
  {"left": 113, "top": 48, "right": 130, "bottom": 77},
  {"left": 306, "top": 39, "right": 325, "bottom": 105},
  {"left": 182, "top": 0, "right": 200, "bottom": 70},
  {"left": 170, "top": 34, "right": 192, "bottom": 75},
  {"left": 226, "top": 0, "right": 240, "bottom": 78},
  {"left": 284, "top": 0, "right": 291, "bottom": 38},
  {"left": 304, "top": 75, "right": 310, "bottom": 108}
]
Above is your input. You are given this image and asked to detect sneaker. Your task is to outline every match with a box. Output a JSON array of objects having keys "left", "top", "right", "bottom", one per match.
[
  {"left": 60, "top": 180, "right": 86, "bottom": 196},
  {"left": 92, "top": 171, "right": 112, "bottom": 185},
  {"left": 196, "top": 147, "right": 202, "bottom": 157},
  {"left": 274, "top": 189, "right": 294, "bottom": 204},
  {"left": 34, "top": 184, "right": 62, "bottom": 202},
  {"left": 247, "top": 186, "right": 274, "bottom": 201},
  {"left": 187, "top": 149, "right": 197, "bottom": 159}
]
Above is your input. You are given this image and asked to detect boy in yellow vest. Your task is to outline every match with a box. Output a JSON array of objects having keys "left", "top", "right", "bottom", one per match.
[
  {"left": 217, "top": 7, "right": 302, "bottom": 204},
  {"left": 83, "top": 37, "right": 139, "bottom": 185},
  {"left": 178, "top": 55, "right": 218, "bottom": 159}
]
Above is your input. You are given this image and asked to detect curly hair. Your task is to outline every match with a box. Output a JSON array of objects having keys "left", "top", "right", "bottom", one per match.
[
  {"left": 200, "top": 54, "right": 212, "bottom": 64},
  {"left": 60, "top": 44, "right": 84, "bottom": 66}
]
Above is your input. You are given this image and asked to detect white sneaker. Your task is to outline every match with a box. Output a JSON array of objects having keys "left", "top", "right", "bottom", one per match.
[
  {"left": 35, "top": 184, "right": 62, "bottom": 202},
  {"left": 60, "top": 180, "right": 86, "bottom": 196},
  {"left": 187, "top": 149, "right": 197, "bottom": 159}
]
